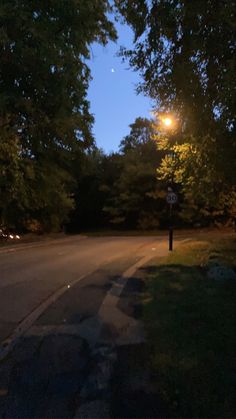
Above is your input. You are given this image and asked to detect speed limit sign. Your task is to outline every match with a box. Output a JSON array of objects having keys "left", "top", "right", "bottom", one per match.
[{"left": 166, "top": 192, "right": 178, "bottom": 204}]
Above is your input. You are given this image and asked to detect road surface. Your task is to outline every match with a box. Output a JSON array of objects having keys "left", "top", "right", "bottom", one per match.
[
  {"left": 0, "top": 234, "right": 187, "bottom": 418},
  {"left": 0, "top": 234, "right": 171, "bottom": 344}
]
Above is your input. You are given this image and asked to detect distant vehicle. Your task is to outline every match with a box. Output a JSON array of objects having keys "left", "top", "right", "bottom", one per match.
[{"left": 0, "top": 228, "right": 20, "bottom": 241}]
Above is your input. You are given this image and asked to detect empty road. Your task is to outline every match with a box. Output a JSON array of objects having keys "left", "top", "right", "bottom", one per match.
[
  {"left": 0, "top": 234, "right": 171, "bottom": 344},
  {"left": 0, "top": 234, "right": 190, "bottom": 418}
]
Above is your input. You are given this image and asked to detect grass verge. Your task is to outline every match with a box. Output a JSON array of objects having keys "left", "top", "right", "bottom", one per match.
[{"left": 143, "top": 235, "right": 236, "bottom": 418}]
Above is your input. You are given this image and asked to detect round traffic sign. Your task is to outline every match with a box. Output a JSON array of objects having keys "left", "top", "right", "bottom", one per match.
[{"left": 166, "top": 192, "right": 178, "bottom": 204}]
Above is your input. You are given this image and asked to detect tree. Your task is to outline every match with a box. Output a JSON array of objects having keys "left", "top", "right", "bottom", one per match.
[
  {"left": 115, "top": 0, "right": 235, "bottom": 135},
  {"left": 0, "top": 0, "right": 116, "bottom": 230},
  {"left": 67, "top": 148, "right": 121, "bottom": 231},
  {"left": 119, "top": 117, "right": 155, "bottom": 153},
  {"left": 156, "top": 134, "right": 236, "bottom": 226},
  {"left": 115, "top": 0, "right": 236, "bottom": 221},
  {"left": 0, "top": 128, "right": 25, "bottom": 228},
  {"left": 103, "top": 118, "right": 166, "bottom": 229}
]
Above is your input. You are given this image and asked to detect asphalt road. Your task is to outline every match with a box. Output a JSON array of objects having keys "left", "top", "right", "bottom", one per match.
[
  {"left": 0, "top": 235, "right": 168, "bottom": 343},
  {"left": 0, "top": 234, "right": 190, "bottom": 418}
]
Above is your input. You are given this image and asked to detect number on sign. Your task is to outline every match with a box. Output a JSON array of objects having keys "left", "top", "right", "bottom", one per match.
[{"left": 166, "top": 192, "right": 178, "bottom": 204}]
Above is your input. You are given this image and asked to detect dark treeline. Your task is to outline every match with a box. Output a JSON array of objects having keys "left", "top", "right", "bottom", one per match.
[
  {"left": 67, "top": 117, "right": 168, "bottom": 232},
  {"left": 68, "top": 114, "right": 235, "bottom": 232},
  {"left": 1, "top": 1, "right": 236, "bottom": 233}
]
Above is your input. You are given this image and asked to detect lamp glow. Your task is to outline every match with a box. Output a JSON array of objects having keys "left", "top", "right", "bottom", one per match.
[{"left": 163, "top": 117, "right": 172, "bottom": 127}]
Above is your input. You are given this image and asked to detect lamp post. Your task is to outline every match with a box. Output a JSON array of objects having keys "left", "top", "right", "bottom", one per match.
[{"left": 161, "top": 115, "right": 178, "bottom": 251}]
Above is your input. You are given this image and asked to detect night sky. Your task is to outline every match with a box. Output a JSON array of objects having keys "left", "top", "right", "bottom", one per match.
[{"left": 87, "top": 20, "right": 153, "bottom": 153}]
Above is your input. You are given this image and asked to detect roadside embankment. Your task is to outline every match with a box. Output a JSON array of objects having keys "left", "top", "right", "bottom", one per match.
[{"left": 141, "top": 234, "right": 236, "bottom": 418}]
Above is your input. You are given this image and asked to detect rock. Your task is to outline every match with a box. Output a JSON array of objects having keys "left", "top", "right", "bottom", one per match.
[{"left": 207, "top": 265, "right": 236, "bottom": 281}]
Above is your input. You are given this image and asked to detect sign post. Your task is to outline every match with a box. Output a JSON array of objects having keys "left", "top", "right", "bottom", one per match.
[{"left": 166, "top": 191, "right": 178, "bottom": 251}]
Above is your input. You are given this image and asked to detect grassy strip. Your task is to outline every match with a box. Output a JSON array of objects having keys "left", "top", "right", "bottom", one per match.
[{"left": 143, "top": 236, "right": 236, "bottom": 418}]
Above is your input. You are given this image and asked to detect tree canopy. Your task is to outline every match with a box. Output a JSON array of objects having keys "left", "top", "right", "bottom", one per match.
[
  {"left": 0, "top": 0, "right": 116, "bottom": 230},
  {"left": 103, "top": 118, "right": 166, "bottom": 229},
  {"left": 1, "top": 1, "right": 235, "bottom": 233},
  {"left": 115, "top": 0, "right": 236, "bottom": 220},
  {"left": 115, "top": 0, "right": 236, "bottom": 136}
]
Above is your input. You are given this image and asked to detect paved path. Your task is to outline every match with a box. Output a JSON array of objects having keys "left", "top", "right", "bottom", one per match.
[
  {"left": 0, "top": 236, "right": 159, "bottom": 341},
  {"left": 0, "top": 235, "right": 185, "bottom": 418}
]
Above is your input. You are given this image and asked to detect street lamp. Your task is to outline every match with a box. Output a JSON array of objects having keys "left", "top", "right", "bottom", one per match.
[{"left": 157, "top": 113, "right": 178, "bottom": 251}]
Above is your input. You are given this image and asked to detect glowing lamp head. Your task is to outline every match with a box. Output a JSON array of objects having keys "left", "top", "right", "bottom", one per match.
[{"left": 163, "top": 117, "right": 172, "bottom": 127}]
